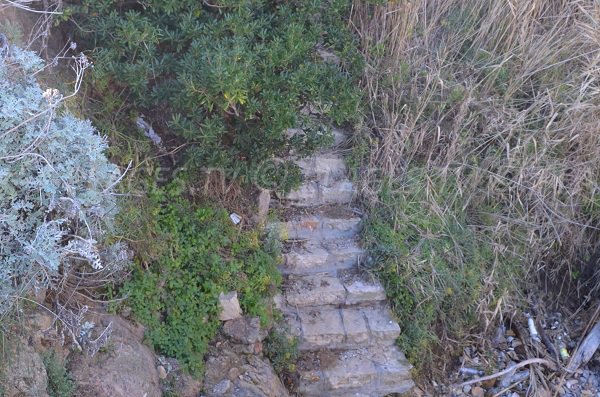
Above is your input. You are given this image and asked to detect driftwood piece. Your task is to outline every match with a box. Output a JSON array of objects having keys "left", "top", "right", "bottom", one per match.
[{"left": 567, "top": 319, "right": 600, "bottom": 371}]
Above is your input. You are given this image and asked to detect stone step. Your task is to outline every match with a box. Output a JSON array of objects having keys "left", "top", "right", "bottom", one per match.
[
  {"left": 296, "top": 153, "right": 348, "bottom": 182},
  {"left": 293, "top": 306, "right": 400, "bottom": 351},
  {"left": 271, "top": 214, "right": 361, "bottom": 242},
  {"left": 297, "top": 346, "right": 414, "bottom": 397},
  {"left": 284, "top": 272, "right": 386, "bottom": 308},
  {"left": 286, "top": 178, "right": 355, "bottom": 207},
  {"left": 280, "top": 238, "right": 364, "bottom": 275}
]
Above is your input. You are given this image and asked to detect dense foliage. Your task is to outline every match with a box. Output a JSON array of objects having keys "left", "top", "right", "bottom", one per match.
[
  {"left": 124, "top": 182, "right": 281, "bottom": 375},
  {"left": 67, "top": 0, "right": 362, "bottom": 192},
  {"left": 0, "top": 46, "right": 120, "bottom": 315}
]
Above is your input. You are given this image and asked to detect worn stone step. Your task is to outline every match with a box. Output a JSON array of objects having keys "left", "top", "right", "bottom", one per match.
[
  {"left": 297, "top": 154, "right": 348, "bottom": 182},
  {"left": 294, "top": 306, "right": 400, "bottom": 351},
  {"left": 340, "top": 270, "right": 387, "bottom": 306},
  {"left": 297, "top": 346, "right": 414, "bottom": 397},
  {"left": 285, "top": 274, "right": 346, "bottom": 307},
  {"left": 281, "top": 239, "right": 363, "bottom": 275},
  {"left": 286, "top": 179, "right": 355, "bottom": 207},
  {"left": 284, "top": 272, "right": 386, "bottom": 309},
  {"left": 271, "top": 214, "right": 361, "bottom": 242}
]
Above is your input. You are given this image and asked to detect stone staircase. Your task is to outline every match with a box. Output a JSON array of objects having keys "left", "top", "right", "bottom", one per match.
[{"left": 271, "top": 133, "right": 414, "bottom": 397}]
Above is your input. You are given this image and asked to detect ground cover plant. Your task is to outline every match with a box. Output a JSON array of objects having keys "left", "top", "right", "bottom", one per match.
[
  {"left": 123, "top": 180, "right": 282, "bottom": 375},
  {"left": 65, "top": 0, "right": 363, "bottom": 192},
  {"left": 351, "top": 0, "right": 600, "bottom": 375}
]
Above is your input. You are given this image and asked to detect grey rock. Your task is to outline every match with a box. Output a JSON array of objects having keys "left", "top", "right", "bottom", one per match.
[
  {"left": 213, "top": 379, "right": 232, "bottom": 394},
  {"left": 203, "top": 342, "right": 290, "bottom": 397},
  {"left": 218, "top": 291, "right": 242, "bottom": 321},
  {"left": 68, "top": 315, "right": 161, "bottom": 397},
  {"left": 0, "top": 337, "right": 49, "bottom": 397},
  {"left": 223, "top": 317, "right": 267, "bottom": 345}
]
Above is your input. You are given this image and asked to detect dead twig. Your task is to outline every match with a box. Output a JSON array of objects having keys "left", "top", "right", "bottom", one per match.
[{"left": 455, "top": 358, "right": 555, "bottom": 388}]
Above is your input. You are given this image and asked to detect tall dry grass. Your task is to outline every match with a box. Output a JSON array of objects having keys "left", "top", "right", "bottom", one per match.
[{"left": 351, "top": 0, "right": 600, "bottom": 372}]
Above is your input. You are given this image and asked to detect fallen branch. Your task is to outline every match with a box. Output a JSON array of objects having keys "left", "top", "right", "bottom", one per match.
[{"left": 455, "top": 358, "right": 554, "bottom": 388}]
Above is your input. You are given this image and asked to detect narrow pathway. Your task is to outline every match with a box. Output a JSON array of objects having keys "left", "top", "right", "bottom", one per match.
[{"left": 272, "top": 130, "right": 414, "bottom": 396}]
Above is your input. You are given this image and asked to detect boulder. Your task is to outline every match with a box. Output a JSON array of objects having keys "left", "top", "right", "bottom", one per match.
[
  {"left": 68, "top": 315, "right": 161, "bottom": 397},
  {"left": 0, "top": 337, "right": 49, "bottom": 397},
  {"left": 173, "top": 372, "right": 203, "bottom": 397},
  {"left": 223, "top": 317, "right": 267, "bottom": 345},
  {"left": 218, "top": 291, "right": 242, "bottom": 321},
  {"left": 203, "top": 341, "right": 290, "bottom": 397}
]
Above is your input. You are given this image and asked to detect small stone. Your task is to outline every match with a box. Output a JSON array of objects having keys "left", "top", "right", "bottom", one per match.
[
  {"left": 471, "top": 386, "right": 485, "bottom": 397},
  {"left": 256, "top": 189, "right": 271, "bottom": 223},
  {"left": 463, "top": 385, "right": 472, "bottom": 393},
  {"left": 157, "top": 365, "right": 167, "bottom": 379},
  {"left": 566, "top": 379, "right": 578, "bottom": 389},
  {"left": 213, "top": 379, "right": 231, "bottom": 394},
  {"left": 228, "top": 367, "right": 241, "bottom": 380},
  {"left": 218, "top": 291, "right": 242, "bottom": 321}
]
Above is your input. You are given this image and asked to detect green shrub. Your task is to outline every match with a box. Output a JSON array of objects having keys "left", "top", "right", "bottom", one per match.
[
  {"left": 42, "top": 351, "right": 74, "bottom": 397},
  {"left": 66, "top": 0, "right": 363, "bottom": 192},
  {"left": 124, "top": 182, "right": 281, "bottom": 375}
]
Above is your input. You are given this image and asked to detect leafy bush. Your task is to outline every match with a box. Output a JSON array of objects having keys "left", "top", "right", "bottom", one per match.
[
  {"left": 66, "top": 0, "right": 363, "bottom": 192},
  {"left": 42, "top": 351, "right": 74, "bottom": 397},
  {"left": 0, "top": 46, "right": 121, "bottom": 315},
  {"left": 124, "top": 182, "right": 281, "bottom": 375}
]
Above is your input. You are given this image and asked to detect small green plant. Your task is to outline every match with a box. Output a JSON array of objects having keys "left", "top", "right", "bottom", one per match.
[
  {"left": 264, "top": 328, "right": 299, "bottom": 382},
  {"left": 42, "top": 351, "right": 74, "bottom": 397},
  {"left": 124, "top": 181, "right": 281, "bottom": 376}
]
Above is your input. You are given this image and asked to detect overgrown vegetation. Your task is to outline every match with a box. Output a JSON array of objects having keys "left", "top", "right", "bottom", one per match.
[
  {"left": 123, "top": 181, "right": 281, "bottom": 375},
  {"left": 42, "top": 351, "right": 75, "bottom": 397},
  {"left": 352, "top": 0, "right": 600, "bottom": 375},
  {"left": 66, "top": 0, "right": 362, "bottom": 192}
]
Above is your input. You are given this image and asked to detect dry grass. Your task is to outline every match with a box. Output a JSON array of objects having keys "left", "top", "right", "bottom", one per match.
[{"left": 351, "top": 0, "right": 600, "bottom": 377}]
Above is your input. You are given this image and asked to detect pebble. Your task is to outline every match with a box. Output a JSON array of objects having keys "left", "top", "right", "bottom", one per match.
[
  {"left": 463, "top": 385, "right": 471, "bottom": 393},
  {"left": 471, "top": 386, "right": 485, "bottom": 397},
  {"left": 157, "top": 365, "right": 167, "bottom": 379},
  {"left": 566, "top": 379, "right": 578, "bottom": 389}
]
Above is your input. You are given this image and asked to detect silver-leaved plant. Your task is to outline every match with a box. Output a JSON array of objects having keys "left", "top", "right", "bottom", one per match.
[{"left": 0, "top": 45, "right": 122, "bottom": 315}]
